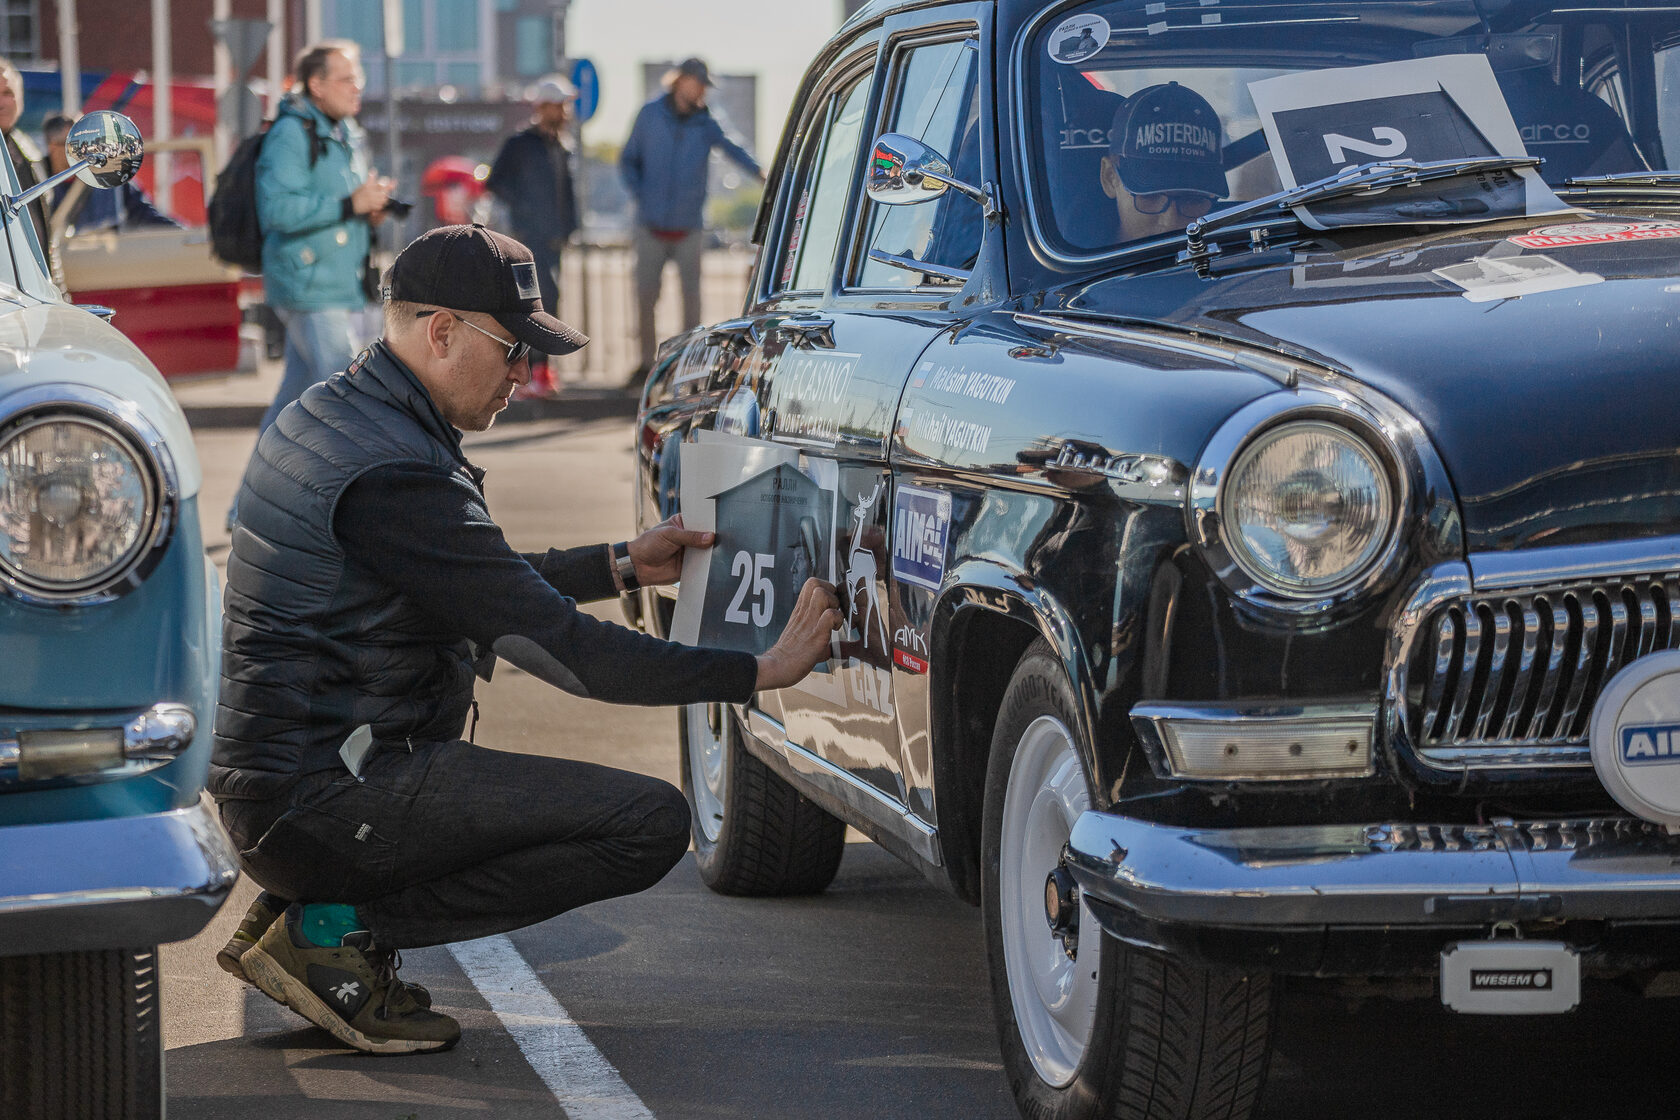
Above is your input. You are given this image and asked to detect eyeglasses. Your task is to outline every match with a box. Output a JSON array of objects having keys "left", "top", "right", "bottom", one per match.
[
  {"left": 1132, "top": 190, "right": 1218, "bottom": 218},
  {"left": 416, "top": 310, "right": 531, "bottom": 367}
]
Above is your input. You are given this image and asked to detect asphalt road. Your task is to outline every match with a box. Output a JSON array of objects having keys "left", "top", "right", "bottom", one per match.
[{"left": 166, "top": 415, "right": 1678, "bottom": 1120}]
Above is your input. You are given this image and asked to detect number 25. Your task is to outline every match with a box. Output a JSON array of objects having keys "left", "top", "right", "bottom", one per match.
[
  {"left": 725, "top": 550, "right": 775, "bottom": 627},
  {"left": 1323, "top": 126, "right": 1407, "bottom": 165}
]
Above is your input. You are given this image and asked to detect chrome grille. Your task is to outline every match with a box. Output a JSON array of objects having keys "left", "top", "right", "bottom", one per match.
[{"left": 1412, "top": 576, "right": 1680, "bottom": 753}]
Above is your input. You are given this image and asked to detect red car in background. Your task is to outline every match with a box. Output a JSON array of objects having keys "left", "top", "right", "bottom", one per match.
[{"left": 27, "top": 68, "right": 243, "bottom": 379}]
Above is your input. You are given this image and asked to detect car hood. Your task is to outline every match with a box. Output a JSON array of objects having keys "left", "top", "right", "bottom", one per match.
[
  {"left": 0, "top": 298, "right": 200, "bottom": 498},
  {"left": 1048, "top": 216, "right": 1680, "bottom": 554}
]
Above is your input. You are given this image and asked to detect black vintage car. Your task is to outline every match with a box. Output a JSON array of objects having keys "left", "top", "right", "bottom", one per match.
[{"left": 629, "top": 1, "right": 1680, "bottom": 1117}]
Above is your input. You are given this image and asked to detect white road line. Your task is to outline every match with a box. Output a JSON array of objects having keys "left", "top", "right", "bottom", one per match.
[{"left": 449, "top": 934, "right": 655, "bottom": 1120}]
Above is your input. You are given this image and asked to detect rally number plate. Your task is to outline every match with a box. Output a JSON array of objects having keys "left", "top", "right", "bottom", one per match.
[{"left": 1440, "top": 940, "right": 1580, "bottom": 1015}]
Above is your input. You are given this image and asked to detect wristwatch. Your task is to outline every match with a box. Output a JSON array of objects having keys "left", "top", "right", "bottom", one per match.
[{"left": 610, "top": 540, "right": 640, "bottom": 593}]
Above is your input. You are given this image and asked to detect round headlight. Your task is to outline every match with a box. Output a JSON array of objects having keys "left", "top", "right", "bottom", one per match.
[
  {"left": 1220, "top": 420, "right": 1394, "bottom": 597},
  {"left": 0, "top": 414, "right": 157, "bottom": 596}
]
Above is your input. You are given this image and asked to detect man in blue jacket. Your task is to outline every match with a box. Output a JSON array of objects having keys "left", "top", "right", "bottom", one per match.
[
  {"left": 620, "top": 57, "right": 762, "bottom": 382},
  {"left": 231, "top": 39, "right": 394, "bottom": 529}
]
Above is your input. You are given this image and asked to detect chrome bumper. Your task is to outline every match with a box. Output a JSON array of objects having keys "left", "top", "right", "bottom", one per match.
[
  {"left": 1064, "top": 812, "right": 1680, "bottom": 930},
  {"left": 0, "top": 794, "right": 239, "bottom": 956}
]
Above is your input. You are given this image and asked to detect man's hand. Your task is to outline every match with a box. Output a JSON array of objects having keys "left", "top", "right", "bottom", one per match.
[
  {"left": 351, "top": 170, "right": 395, "bottom": 216},
  {"left": 755, "top": 579, "right": 842, "bottom": 691},
  {"left": 627, "top": 514, "right": 714, "bottom": 587}
]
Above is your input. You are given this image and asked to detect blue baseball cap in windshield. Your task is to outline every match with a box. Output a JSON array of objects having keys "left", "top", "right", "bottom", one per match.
[{"left": 1110, "top": 82, "right": 1228, "bottom": 199}]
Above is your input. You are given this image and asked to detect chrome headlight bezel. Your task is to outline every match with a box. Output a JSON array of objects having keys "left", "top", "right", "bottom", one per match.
[
  {"left": 1189, "top": 388, "right": 1411, "bottom": 618},
  {"left": 0, "top": 384, "right": 178, "bottom": 605}
]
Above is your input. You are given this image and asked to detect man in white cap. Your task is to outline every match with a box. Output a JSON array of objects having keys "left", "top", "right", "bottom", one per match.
[{"left": 486, "top": 75, "right": 579, "bottom": 395}]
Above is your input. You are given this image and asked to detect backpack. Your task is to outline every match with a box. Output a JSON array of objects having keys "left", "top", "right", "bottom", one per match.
[{"left": 207, "top": 118, "right": 326, "bottom": 273}]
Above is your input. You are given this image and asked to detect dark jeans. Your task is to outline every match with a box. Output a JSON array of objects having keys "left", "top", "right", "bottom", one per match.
[{"left": 217, "top": 740, "right": 691, "bottom": 949}]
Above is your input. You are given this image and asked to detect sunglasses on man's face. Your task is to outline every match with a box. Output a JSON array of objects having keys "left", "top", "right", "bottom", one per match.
[
  {"left": 416, "top": 309, "right": 532, "bottom": 367},
  {"left": 1131, "top": 190, "right": 1218, "bottom": 218}
]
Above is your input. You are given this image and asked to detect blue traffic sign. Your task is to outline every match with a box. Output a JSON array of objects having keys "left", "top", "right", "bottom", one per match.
[{"left": 569, "top": 58, "right": 600, "bottom": 123}]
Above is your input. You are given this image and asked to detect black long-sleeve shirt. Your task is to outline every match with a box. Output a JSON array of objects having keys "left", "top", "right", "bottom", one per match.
[{"left": 334, "top": 461, "right": 758, "bottom": 707}]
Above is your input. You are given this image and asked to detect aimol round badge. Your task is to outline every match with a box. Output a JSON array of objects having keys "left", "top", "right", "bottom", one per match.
[{"left": 1588, "top": 649, "right": 1680, "bottom": 828}]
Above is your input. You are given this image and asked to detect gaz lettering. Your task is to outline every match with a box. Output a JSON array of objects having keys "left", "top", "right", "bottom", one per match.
[
  {"left": 847, "top": 663, "right": 894, "bottom": 716},
  {"left": 1620, "top": 723, "right": 1680, "bottom": 765},
  {"left": 892, "top": 485, "right": 952, "bottom": 592}
]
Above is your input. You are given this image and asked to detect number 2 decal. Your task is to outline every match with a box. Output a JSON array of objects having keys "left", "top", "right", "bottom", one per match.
[
  {"left": 724, "top": 550, "right": 775, "bottom": 627},
  {"left": 1323, "top": 125, "right": 1407, "bottom": 165}
]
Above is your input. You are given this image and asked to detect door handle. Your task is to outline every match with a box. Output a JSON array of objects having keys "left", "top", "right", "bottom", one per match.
[
  {"left": 775, "top": 314, "right": 835, "bottom": 349},
  {"left": 709, "top": 317, "right": 764, "bottom": 348}
]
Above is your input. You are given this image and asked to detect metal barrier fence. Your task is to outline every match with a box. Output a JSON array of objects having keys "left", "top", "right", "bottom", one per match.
[{"left": 547, "top": 241, "right": 756, "bottom": 387}]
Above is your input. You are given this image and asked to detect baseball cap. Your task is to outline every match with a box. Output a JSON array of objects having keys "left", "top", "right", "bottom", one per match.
[
  {"left": 529, "top": 75, "right": 578, "bottom": 104},
  {"left": 1109, "top": 83, "right": 1228, "bottom": 199},
  {"left": 675, "top": 57, "right": 714, "bottom": 87},
  {"left": 386, "top": 225, "right": 588, "bottom": 355}
]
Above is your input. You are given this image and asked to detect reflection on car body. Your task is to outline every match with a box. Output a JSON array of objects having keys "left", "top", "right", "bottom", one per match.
[{"left": 628, "top": 2, "right": 1680, "bottom": 1118}]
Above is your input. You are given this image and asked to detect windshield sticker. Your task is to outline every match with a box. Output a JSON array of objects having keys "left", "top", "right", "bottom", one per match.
[
  {"left": 1432, "top": 252, "right": 1603, "bottom": 303},
  {"left": 892, "top": 485, "right": 952, "bottom": 593},
  {"left": 1048, "top": 14, "right": 1109, "bottom": 64},
  {"left": 1508, "top": 221, "right": 1680, "bottom": 251},
  {"left": 1249, "top": 56, "right": 1567, "bottom": 231},
  {"left": 911, "top": 360, "right": 1016, "bottom": 405}
]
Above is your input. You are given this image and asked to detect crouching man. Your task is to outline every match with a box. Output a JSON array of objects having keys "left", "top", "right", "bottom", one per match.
[{"left": 209, "top": 223, "right": 840, "bottom": 1053}]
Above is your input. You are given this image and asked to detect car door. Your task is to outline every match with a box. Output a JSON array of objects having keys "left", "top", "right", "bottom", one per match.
[{"left": 731, "top": 6, "right": 994, "bottom": 849}]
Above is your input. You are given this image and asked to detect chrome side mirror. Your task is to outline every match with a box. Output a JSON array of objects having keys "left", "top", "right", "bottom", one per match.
[
  {"left": 865, "top": 131, "right": 1000, "bottom": 220},
  {"left": 866, "top": 133, "right": 956, "bottom": 206},
  {"left": 67, "top": 110, "right": 144, "bottom": 189}
]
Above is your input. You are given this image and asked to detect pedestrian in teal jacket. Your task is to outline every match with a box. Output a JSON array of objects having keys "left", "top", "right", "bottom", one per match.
[
  {"left": 231, "top": 39, "right": 395, "bottom": 533},
  {"left": 257, "top": 92, "right": 372, "bottom": 311}
]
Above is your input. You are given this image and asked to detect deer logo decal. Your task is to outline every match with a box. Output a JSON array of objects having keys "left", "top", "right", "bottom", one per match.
[{"left": 846, "top": 480, "right": 889, "bottom": 653}]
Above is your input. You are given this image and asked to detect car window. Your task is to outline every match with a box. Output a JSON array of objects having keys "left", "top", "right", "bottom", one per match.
[
  {"left": 1025, "top": 0, "right": 1680, "bottom": 260},
  {"left": 0, "top": 148, "right": 40, "bottom": 297},
  {"left": 855, "top": 35, "right": 981, "bottom": 289},
  {"left": 772, "top": 71, "right": 874, "bottom": 296}
]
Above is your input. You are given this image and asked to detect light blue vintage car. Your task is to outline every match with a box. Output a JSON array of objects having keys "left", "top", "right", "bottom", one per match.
[{"left": 0, "top": 112, "right": 236, "bottom": 1119}]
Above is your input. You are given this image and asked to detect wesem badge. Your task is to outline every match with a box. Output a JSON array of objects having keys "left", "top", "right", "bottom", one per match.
[{"left": 892, "top": 485, "right": 952, "bottom": 592}]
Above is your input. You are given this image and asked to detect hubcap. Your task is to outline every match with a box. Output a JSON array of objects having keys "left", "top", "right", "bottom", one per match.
[
  {"left": 685, "top": 703, "right": 728, "bottom": 844},
  {"left": 1000, "top": 714, "right": 1100, "bottom": 1088}
]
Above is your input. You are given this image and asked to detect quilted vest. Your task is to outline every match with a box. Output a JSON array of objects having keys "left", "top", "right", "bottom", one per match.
[{"left": 210, "top": 343, "right": 480, "bottom": 800}]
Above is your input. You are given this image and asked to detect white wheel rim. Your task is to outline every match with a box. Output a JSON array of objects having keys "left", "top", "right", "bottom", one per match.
[
  {"left": 686, "top": 703, "right": 729, "bottom": 844},
  {"left": 1000, "top": 714, "right": 1100, "bottom": 1089}
]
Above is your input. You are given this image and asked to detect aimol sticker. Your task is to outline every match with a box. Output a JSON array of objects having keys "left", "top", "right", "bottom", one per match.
[
  {"left": 1620, "top": 722, "right": 1680, "bottom": 765},
  {"left": 892, "top": 485, "right": 952, "bottom": 592}
]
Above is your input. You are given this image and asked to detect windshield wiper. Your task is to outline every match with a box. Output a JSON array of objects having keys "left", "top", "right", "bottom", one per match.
[
  {"left": 1557, "top": 170, "right": 1680, "bottom": 201},
  {"left": 1181, "top": 155, "right": 1543, "bottom": 267}
]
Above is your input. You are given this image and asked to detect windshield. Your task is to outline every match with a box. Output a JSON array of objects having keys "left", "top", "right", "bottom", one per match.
[{"left": 1025, "top": 0, "right": 1680, "bottom": 257}]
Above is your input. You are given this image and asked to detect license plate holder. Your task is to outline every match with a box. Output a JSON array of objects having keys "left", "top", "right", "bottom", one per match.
[{"left": 1440, "top": 939, "right": 1580, "bottom": 1014}]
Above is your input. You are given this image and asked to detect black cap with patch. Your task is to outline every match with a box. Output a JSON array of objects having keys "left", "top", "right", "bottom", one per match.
[{"left": 386, "top": 224, "right": 588, "bottom": 355}]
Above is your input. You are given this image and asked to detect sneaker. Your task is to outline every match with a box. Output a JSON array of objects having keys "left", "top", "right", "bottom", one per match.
[
  {"left": 240, "top": 914, "right": 459, "bottom": 1054},
  {"left": 216, "top": 897, "right": 433, "bottom": 1007},
  {"left": 214, "top": 896, "right": 279, "bottom": 981}
]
